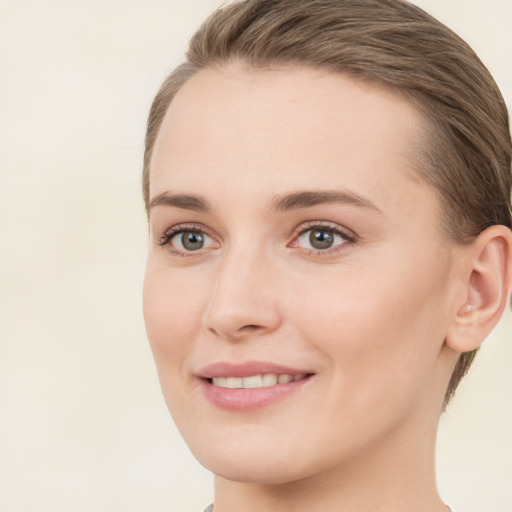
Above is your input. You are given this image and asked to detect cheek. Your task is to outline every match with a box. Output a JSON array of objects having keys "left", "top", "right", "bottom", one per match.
[
  {"left": 142, "top": 266, "right": 204, "bottom": 375},
  {"left": 292, "top": 259, "right": 450, "bottom": 392}
]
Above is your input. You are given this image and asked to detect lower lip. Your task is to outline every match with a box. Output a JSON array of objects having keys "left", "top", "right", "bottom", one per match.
[{"left": 200, "top": 376, "right": 313, "bottom": 411}]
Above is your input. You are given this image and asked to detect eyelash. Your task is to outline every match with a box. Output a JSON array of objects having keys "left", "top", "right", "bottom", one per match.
[{"left": 157, "top": 221, "right": 357, "bottom": 257}]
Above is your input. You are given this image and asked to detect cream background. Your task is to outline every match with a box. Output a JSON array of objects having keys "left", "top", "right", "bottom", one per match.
[{"left": 0, "top": 1, "right": 510, "bottom": 511}]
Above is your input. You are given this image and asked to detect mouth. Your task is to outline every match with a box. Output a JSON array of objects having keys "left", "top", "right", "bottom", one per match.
[
  {"left": 198, "top": 361, "right": 314, "bottom": 411},
  {"left": 207, "top": 373, "right": 309, "bottom": 389}
]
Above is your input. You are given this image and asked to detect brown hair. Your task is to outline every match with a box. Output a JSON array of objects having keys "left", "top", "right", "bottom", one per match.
[{"left": 143, "top": 0, "right": 512, "bottom": 405}]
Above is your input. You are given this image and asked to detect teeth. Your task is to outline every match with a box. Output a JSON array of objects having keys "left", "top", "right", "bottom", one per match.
[
  {"left": 211, "top": 373, "right": 306, "bottom": 389},
  {"left": 226, "top": 377, "right": 243, "bottom": 388},
  {"left": 243, "top": 375, "right": 263, "bottom": 388},
  {"left": 262, "top": 374, "right": 278, "bottom": 386}
]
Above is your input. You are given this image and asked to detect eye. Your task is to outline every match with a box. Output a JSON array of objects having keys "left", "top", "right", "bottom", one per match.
[
  {"left": 172, "top": 230, "right": 212, "bottom": 251},
  {"left": 159, "top": 224, "right": 217, "bottom": 254},
  {"left": 293, "top": 223, "right": 355, "bottom": 253}
]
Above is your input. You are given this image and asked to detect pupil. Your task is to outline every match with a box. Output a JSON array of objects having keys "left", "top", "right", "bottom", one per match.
[
  {"left": 182, "top": 231, "right": 204, "bottom": 250},
  {"left": 310, "top": 229, "right": 334, "bottom": 249}
]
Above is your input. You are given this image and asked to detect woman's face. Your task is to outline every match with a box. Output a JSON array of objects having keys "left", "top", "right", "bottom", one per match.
[{"left": 144, "top": 65, "right": 460, "bottom": 483}]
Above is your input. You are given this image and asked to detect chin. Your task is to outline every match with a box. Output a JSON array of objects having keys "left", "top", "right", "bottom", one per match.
[
  {"left": 201, "top": 455, "right": 306, "bottom": 485},
  {"left": 185, "top": 433, "right": 315, "bottom": 485}
]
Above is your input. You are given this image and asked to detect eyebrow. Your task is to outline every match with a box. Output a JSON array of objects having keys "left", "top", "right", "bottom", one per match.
[
  {"left": 148, "top": 192, "right": 211, "bottom": 212},
  {"left": 271, "top": 190, "right": 382, "bottom": 213},
  {"left": 148, "top": 189, "right": 382, "bottom": 215}
]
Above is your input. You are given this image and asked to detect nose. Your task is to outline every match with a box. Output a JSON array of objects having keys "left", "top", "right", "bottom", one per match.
[{"left": 201, "top": 247, "right": 282, "bottom": 342}]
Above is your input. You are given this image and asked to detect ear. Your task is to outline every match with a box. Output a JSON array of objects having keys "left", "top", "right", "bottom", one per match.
[{"left": 446, "top": 225, "right": 512, "bottom": 353}]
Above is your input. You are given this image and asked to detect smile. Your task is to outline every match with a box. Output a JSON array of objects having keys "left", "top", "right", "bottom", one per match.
[
  {"left": 198, "top": 361, "right": 314, "bottom": 411},
  {"left": 210, "top": 373, "right": 308, "bottom": 389}
]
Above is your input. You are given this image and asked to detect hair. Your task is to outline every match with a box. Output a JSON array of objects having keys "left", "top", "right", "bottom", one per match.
[{"left": 143, "top": 0, "right": 512, "bottom": 406}]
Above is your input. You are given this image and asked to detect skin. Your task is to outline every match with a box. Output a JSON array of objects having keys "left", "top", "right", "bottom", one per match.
[{"left": 143, "top": 65, "right": 488, "bottom": 512}]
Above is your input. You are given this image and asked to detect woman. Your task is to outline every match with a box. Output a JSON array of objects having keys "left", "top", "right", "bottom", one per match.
[{"left": 142, "top": 1, "right": 512, "bottom": 511}]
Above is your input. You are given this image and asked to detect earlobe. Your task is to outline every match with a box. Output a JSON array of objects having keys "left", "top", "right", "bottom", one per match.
[{"left": 446, "top": 225, "right": 512, "bottom": 353}]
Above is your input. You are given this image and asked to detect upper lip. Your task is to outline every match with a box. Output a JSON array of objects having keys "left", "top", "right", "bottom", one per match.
[{"left": 197, "top": 361, "right": 314, "bottom": 379}]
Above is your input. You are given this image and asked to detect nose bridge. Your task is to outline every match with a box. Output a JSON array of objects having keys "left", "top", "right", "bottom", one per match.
[{"left": 202, "top": 241, "right": 280, "bottom": 340}]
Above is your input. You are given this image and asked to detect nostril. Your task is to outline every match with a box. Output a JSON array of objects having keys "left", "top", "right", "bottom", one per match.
[
  {"left": 206, "top": 323, "right": 264, "bottom": 341},
  {"left": 240, "top": 324, "right": 261, "bottom": 332}
]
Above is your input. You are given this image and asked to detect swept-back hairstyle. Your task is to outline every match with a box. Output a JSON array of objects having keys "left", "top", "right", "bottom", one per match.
[{"left": 143, "top": 0, "right": 512, "bottom": 405}]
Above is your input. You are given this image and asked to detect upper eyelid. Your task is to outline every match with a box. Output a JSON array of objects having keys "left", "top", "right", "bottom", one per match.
[
  {"left": 161, "top": 222, "right": 214, "bottom": 237},
  {"left": 294, "top": 220, "right": 357, "bottom": 239}
]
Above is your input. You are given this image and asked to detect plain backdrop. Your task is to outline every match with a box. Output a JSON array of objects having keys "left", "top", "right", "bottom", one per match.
[{"left": 0, "top": 1, "right": 511, "bottom": 511}]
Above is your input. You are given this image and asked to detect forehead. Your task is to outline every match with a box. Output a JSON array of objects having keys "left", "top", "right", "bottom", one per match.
[{"left": 149, "top": 64, "right": 433, "bottom": 216}]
